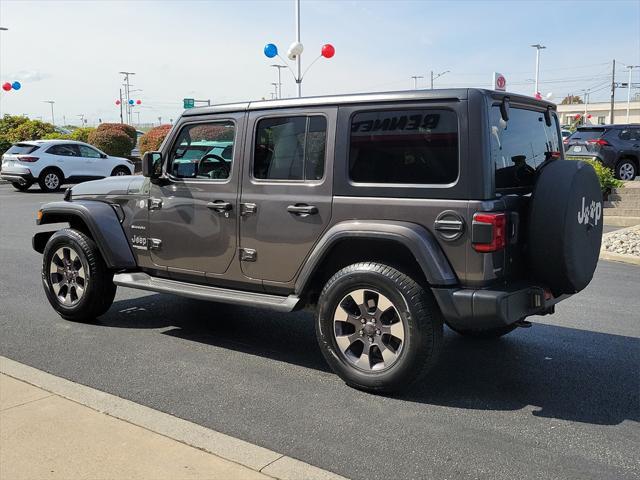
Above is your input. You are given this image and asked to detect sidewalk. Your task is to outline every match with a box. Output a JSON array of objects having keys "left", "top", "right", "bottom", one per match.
[{"left": 0, "top": 357, "right": 347, "bottom": 480}]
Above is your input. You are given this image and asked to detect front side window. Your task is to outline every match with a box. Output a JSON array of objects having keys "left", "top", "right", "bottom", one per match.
[
  {"left": 168, "top": 121, "right": 235, "bottom": 180},
  {"left": 349, "top": 109, "right": 458, "bottom": 184},
  {"left": 489, "top": 106, "right": 560, "bottom": 192},
  {"left": 47, "top": 144, "right": 78, "bottom": 157},
  {"left": 253, "top": 115, "right": 327, "bottom": 181},
  {"left": 77, "top": 145, "right": 102, "bottom": 158}
]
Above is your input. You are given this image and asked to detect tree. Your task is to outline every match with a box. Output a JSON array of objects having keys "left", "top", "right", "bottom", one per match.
[{"left": 561, "top": 95, "right": 583, "bottom": 105}]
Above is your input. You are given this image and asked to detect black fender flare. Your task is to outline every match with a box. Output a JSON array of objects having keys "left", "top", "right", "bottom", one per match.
[
  {"left": 295, "top": 220, "right": 458, "bottom": 295},
  {"left": 34, "top": 200, "right": 136, "bottom": 269}
]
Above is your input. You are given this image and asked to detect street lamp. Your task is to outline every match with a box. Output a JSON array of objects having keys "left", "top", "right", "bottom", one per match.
[
  {"left": 531, "top": 44, "right": 546, "bottom": 97},
  {"left": 271, "top": 64, "right": 287, "bottom": 99},
  {"left": 430, "top": 70, "right": 449, "bottom": 89},
  {"left": 411, "top": 75, "right": 424, "bottom": 90}
]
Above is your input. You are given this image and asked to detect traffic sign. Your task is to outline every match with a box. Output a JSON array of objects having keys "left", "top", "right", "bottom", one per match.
[{"left": 183, "top": 98, "right": 195, "bottom": 109}]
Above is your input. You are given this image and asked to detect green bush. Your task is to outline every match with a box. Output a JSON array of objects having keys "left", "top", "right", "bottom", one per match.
[
  {"left": 569, "top": 158, "right": 623, "bottom": 196},
  {"left": 70, "top": 127, "right": 96, "bottom": 143},
  {"left": 87, "top": 129, "right": 133, "bottom": 157},
  {"left": 96, "top": 123, "right": 137, "bottom": 144},
  {"left": 0, "top": 115, "right": 57, "bottom": 155},
  {"left": 138, "top": 125, "right": 172, "bottom": 157}
]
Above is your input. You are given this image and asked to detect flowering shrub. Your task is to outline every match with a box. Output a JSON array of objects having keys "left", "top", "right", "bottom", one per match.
[
  {"left": 138, "top": 125, "right": 172, "bottom": 156},
  {"left": 87, "top": 129, "right": 133, "bottom": 157},
  {"left": 189, "top": 124, "right": 234, "bottom": 142},
  {"left": 96, "top": 123, "right": 137, "bottom": 144}
]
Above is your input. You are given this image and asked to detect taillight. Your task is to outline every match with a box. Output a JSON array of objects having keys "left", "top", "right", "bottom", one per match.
[
  {"left": 18, "top": 156, "right": 39, "bottom": 162},
  {"left": 472, "top": 212, "right": 506, "bottom": 253},
  {"left": 586, "top": 138, "right": 609, "bottom": 147}
]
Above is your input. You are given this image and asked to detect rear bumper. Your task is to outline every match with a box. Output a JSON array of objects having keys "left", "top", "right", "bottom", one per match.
[
  {"left": 0, "top": 171, "right": 34, "bottom": 185},
  {"left": 433, "top": 283, "right": 568, "bottom": 331}
]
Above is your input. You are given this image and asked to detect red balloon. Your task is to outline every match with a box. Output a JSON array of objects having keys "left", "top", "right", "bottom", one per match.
[
  {"left": 115, "top": 100, "right": 121, "bottom": 105},
  {"left": 136, "top": 99, "right": 141, "bottom": 105},
  {"left": 321, "top": 44, "right": 335, "bottom": 59},
  {"left": 575, "top": 114, "right": 581, "bottom": 119},
  {"left": 587, "top": 114, "right": 592, "bottom": 119},
  {"left": 2, "top": 82, "right": 12, "bottom": 91}
]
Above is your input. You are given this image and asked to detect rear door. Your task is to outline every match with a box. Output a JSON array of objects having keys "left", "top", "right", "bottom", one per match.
[
  {"left": 239, "top": 108, "right": 335, "bottom": 284},
  {"left": 45, "top": 144, "right": 87, "bottom": 177}
]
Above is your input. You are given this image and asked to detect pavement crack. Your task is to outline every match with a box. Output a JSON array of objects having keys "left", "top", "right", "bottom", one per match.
[
  {"left": 0, "top": 394, "right": 54, "bottom": 413},
  {"left": 259, "top": 454, "right": 285, "bottom": 472}
]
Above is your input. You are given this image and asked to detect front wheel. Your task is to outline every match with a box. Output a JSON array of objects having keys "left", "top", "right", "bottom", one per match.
[
  {"left": 42, "top": 228, "right": 117, "bottom": 321},
  {"left": 38, "top": 169, "right": 63, "bottom": 192},
  {"left": 615, "top": 159, "right": 637, "bottom": 181},
  {"left": 316, "top": 262, "right": 443, "bottom": 393}
]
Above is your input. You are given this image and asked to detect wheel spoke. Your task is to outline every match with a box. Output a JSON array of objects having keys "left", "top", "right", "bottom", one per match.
[
  {"left": 389, "top": 321, "right": 404, "bottom": 341},
  {"left": 355, "top": 343, "right": 371, "bottom": 369},
  {"left": 376, "top": 293, "right": 394, "bottom": 315},
  {"left": 76, "top": 265, "right": 85, "bottom": 280},
  {"left": 335, "top": 332, "right": 359, "bottom": 353},
  {"left": 348, "top": 289, "right": 365, "bottom": 310},
  {"left": 73, "top": 284, "right": 84, "bottom": 299},
  {"left": 378, "top": 341, "right": 398, "bottom": 365},
  {"left": 51, "top": 279, "right": 64, "bottom": 295}
]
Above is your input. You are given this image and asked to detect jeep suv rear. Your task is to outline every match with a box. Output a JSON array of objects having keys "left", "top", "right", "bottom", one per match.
[{"left": 32, "top": 89, "right": 603, "bottom": 393}]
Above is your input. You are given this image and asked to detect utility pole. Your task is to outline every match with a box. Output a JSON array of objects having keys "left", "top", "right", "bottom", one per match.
[
  {"left": 610, "top": 59, "right": 616, "bottom": 124},
  {"left": 136, "top": 111, "right": 141, "bottom": 125},
  {"left": 271, "top": 64, "right": 286, "bottom": 99},
  {"left": 271, "top": 82, "right": 279, "bottom": 100},
  {"left": 531, "top": 44, "right": 546, "bottom": 96},
  {"left": 581, "top": 89, "right": 590, "bottom": 124},
  {"left": 43, "top": 100, "right": 55, "bottom": 125},
  {"left": 119, "top": 89, "right": 124, "bottom": 124},
  {"left": 119, "top": 71, "right": 135, "bottom": 124},
  {"left": 411, "top": 75, "right": 423, "bottom": 90},
  {"left": 295, "top": 0, "right": 302, "bottom": 97},
  {"left": 626, "top": 65, "right": 639, "bottom": 122},
  {"left": 430, "top": 70, "right": 450, "bottom": 89}
]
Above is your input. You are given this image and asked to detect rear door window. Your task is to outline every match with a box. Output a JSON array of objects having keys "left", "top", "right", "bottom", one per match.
[
  {"left": 349, "top": 109, "right": 458, "bottom": 184},
  {"left": 489, "top": 106, "right": 560, "bottom": 192},
  {"left": 5, "top": 143, "right": 40, "bottom": 155},
  {"left": 47, "top": 144, "right": 80, "bottom": 157}
]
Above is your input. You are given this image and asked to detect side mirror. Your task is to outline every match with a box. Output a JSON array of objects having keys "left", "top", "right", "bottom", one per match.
[
  {"left": 142, "top": 151, "right": 163, "bottom": 179},
  {"left": 100, "top": 153, "right": 108, "bottom": 159}
]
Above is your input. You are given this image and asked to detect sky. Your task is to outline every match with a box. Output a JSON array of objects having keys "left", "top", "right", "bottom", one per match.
[{"left": 0, "top": 0, "right": 638, "bottom": 126}]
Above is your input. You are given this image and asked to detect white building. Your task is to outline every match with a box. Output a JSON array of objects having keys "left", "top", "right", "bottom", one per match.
[{"left": 556, "top": 100, "right": 640, "bottom": 126}]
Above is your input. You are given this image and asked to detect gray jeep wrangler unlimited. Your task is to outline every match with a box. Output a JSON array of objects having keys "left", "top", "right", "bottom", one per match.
[{"left": 33, "top": 89, "right": 603, "bottom": 393}]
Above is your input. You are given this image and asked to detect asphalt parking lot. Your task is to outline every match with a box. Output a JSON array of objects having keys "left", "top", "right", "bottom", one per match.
[{"left": 0, "top": 183, "right": 638, "bottom": 480}]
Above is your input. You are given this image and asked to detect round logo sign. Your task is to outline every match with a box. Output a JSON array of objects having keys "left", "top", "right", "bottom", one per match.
[{"left": 496, "top": 75, "right": 506, "bottom": 90}]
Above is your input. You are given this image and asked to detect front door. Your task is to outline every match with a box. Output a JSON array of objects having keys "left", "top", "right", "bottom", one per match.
[
  {"left": 147, "top": 115, "right": 242, "bottom": 279},
  {"left": 239, "top": 108, "right": 335, "bottom": 284},
  {"left": 76, "top": 144, "right": 108, "bottom": 177}
]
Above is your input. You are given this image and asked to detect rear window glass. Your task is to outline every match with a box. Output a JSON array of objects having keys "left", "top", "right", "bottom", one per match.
[
  {"left": 349, "top": 109, "right": 458, "bottom": 184},
  {"left": 489, "top": 106, "right": 560, "bottom": 192},
  {"left": 5, "top": 143, "right": 39, "bottom": 155},
  {"left": 571, "top": 128, "right": 606, "bottom": 141}
]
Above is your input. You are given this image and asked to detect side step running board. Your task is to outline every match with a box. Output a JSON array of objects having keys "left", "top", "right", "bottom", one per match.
[{"left": 113, "top": 272, "right": 300, "bottom": 312}]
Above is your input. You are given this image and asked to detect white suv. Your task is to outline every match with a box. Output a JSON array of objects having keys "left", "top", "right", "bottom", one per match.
[{"left": 0, "top": 140, "right": 135, "bottom": 192}]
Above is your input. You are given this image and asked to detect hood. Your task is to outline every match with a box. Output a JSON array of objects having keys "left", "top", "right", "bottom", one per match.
[{"left": 70, "top": 175, "right": 147, "bottom": 197}]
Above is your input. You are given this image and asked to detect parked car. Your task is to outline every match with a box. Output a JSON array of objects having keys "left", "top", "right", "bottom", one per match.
[
  {"left": 564, "top": 124, "right": 640, "bottom": 180},
  {"left": 32, "top": 89, "right": 603, "bottom": 393},
  {"left": 0, "top": 139, "right": 134, "bottom": 192}
]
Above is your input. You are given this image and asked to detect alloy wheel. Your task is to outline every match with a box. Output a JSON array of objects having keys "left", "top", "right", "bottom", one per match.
[
  {"left": 333, "top": 288, "right": 405, "bottom": 371},
  {"left": 618, "top": 162, "right": 636, "bottom": 181},
  {"left": 49, "top": 246, "right": 86, "bottom": 306},
  {"left": 44, "top": 173, "right": 60, "bottom": 190}
]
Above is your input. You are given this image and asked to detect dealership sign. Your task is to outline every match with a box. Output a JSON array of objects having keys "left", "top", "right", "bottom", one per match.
[{"left": 493, "top": 72, "right": 506, "bottom": 91}]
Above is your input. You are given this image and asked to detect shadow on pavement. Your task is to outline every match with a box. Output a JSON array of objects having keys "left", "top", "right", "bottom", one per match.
[{"left": 101, "top": 293, "right": 639, "bottom": 426}]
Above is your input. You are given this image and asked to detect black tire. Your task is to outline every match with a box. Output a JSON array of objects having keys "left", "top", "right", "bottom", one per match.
[
  {"left": 110, "top": 166, "right": 130, "bottom": 177},
  {"left": 316, "top": 262, "right": 443, "bottom": 393},
  {"left": 614, "top": 159, "right": 637, "bottom": 181},
  {"left": 448, "top": 323, "right": 517, "bottom": 339},
  {"left": 42, "top": 228, "right": 117, "bottom": 322},
  {"left": 12, "top": 182, "right": 32, "bottom": 191},
  {"left": 38, "top": 168, "right": 63, "bottom": 192}
]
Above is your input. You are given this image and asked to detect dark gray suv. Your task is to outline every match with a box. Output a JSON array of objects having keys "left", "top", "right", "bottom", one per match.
[
  {"left": 565, "top": 124, "right": 640, "bottom": 180},
  {"left": 33, "top": 89, "right": 603, "bottom": 393}
]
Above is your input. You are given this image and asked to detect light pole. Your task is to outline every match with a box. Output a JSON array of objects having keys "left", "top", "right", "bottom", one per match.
[
  {"left": 531, "top": 44, "right": 546, "bottom": 96},
  {"left": 119, "top": 71, "right": 135, "bottom": 124},
  {"left": 411, "top": 75, "right": 424, "bottom": 90},
  {"left": 271, "top": 64, "right": 287, "bottom": 99},
  {"left": 271, "top": 82, "right": 279, "bottom": 100},
  {"left": 294, "top": 0, "right": 302, "bottom": 97},
  {"left": 626, "top": 65, "right": 639, "bottom": 122},
  {"left": 430, "top": 70, "right": 450, "bottom": 89},
  {"left": 581, "top": 89, "right": 590, "bottom": 124},
  {"left": 44, "top": 100, "right": 55, "bottom": 125}
]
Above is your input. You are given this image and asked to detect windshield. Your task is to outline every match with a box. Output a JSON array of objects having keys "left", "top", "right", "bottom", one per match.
[
  {"left": 489, "top": 105, "right": 561, "bottom": 193},
  {"left": 5, "top": 143, "right": 39, "bottom": 155}
]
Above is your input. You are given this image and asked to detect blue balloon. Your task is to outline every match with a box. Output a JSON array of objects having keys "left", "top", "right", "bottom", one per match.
[
  {"left": 128, "top": 99, "right": 134, "bottom": 105},
  {"left": 264, "top": 43, "right": 278, "bottom": 58},
  {"left": 11, "top": 81, "right": 21, "bottom": 90}
]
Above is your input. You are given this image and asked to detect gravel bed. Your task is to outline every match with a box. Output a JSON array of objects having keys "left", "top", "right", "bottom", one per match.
[{"left": 601, "top": 225, "right": 640, "bottom": 257}]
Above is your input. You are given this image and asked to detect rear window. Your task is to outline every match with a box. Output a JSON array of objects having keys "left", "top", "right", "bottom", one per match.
[
  {"left": 489, "top": 106, "right": 560, "bottom": 192},
  {"left": 5, "top": 143, "right": 39, "bottom": 155},
  {"left": 349, "top": 109, "right": 458, "bottom": 184},
  {"left": 570, "top": 128, "right": 606, "bottom": 141}
]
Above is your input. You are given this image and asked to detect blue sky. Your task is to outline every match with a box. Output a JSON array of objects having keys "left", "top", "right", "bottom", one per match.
[{"left": 0, "top": 0, "right": 638, "bottom": 125}]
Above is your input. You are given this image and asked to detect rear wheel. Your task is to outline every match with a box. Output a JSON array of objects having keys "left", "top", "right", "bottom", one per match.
[
  {"left": 316, "top": 262, "right": 442, "bottom": 393},
  {"left": 38, "top": 169, "right": 63, "bottom": 192},
  {"left": 42, "top": 228, "right": 117, "bottom": 321},
  {"left": 110, "top": 166, "right": 130, "bottom": 176},
  {"left": 12, "top": 182, "right": 32, "bottom": 191},
  {"left": 448, "top": 324, "right": 518, "bottom": 339},
  {"left": 615, "top": 159, "right": 637, "bottom": 181}
]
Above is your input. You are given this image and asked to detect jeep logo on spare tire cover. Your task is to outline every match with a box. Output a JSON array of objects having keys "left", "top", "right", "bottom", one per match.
[{"left": 528, "top": 160, "right": 603, "bottom": 296}]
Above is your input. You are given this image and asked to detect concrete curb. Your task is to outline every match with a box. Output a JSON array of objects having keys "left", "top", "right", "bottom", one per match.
[
  {"left": 600, "top": 225, "right": 640, "bottom": 266},
  {"left": 0, "top": 356, "right": 348, "bottom": 480}
]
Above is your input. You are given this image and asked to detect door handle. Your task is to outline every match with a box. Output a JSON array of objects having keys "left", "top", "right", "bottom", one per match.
[
  {"left": 207, "top": 201, "right": 232, "bottom": 212},
  {"left": 287, "top": 204, "right": 318, "bottom": 216}
]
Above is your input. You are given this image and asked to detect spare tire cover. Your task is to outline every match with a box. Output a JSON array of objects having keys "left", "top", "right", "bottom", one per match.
[{"left": 528, "top": 160, "right": 603, "bottom": 296}]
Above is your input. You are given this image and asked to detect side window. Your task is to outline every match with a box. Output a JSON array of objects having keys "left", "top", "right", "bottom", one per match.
[
  {"left": 349, "top": 109, "right": 458, "bottom": 184},
  {"left": 619, "top": 129, "right": 640, "bottom": 141},
  {"left": 168, "top": 121, "right": 235, "bottom": 180},
  {"left": 77, "top": 145, "right": 102, "bottom": 158},
  {"left": 253, "top": 115, "right": 327, "bottom": 181},
  {"left": 47, "top": 144, "right": 79, "bottom": 157}
]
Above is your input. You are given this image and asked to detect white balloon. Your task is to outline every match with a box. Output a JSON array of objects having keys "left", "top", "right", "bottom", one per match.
[
  {"left": 287, "top": 41, "right": 304, "bottom": 60},
  {"left": 546, "top": 92, "right": 554, "bottom": 100}
]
